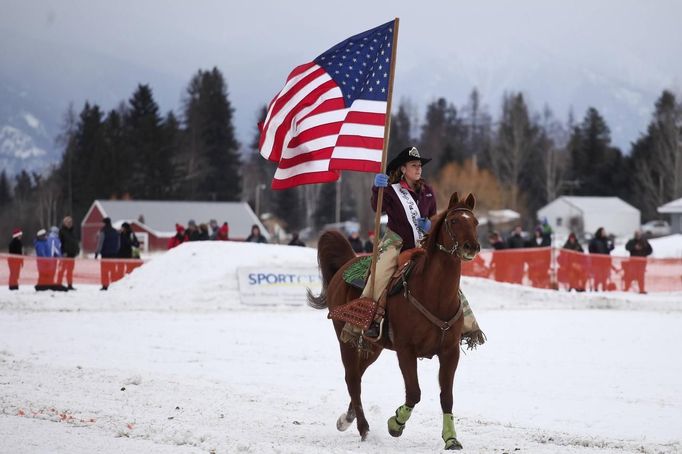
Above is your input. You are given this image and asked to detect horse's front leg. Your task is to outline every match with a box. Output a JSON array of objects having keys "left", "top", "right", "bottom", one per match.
[
  {"left": 388, "top": 348, "right": 420, "bottom": 437},
  {"left": 438, "top": 346, "right": 463, "bottom": 450}
]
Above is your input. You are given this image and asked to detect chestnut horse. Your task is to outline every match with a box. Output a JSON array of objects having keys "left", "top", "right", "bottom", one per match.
[{"left": 308, "top": 192, "right": 480, "bottom": 450}]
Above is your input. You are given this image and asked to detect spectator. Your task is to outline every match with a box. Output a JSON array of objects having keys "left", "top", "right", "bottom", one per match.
[
  {"left": 588, "top": 227, "right": 614, "bottom": 291},
  {"left": 117, "top": 222, "right": 140, "bottom": 278},
  {"left": 347, "top": 228, "right": 364, "bottom": 254},
  {"left": 216, "top": 222, "right": 229, "bottom": 241},
  {"left": 506, "top": 226, "right": 526, "bottom": 249},
  {"left": 209, "top": 219, "right": 219, "bottom": 240},
  {"left": 506, "top": 226, "right": 526, "bottom": 284},
  {"left": 288, "top": 232, "right": 306, "bottom": 247},
  {"left": 34, "top": 228, "right": 64, "bottom": 291},
  {"left": 623, "top": 230, "right": 653, "bottom": 294},
  {"left": 527, "top": 227, "right": 551, "bottom": 247},
  {"left": 7, "top": 228, "right": 24, "bottom": 290},
  {"left": 363, "top": 230, "right": 376, "bottom": 253},
  {"left": 562, "top": 232, "right": 583, "bottom": 252},
  {"left": 245, "top": 224, "right": 267, "bottom": 243},
  {"left": 185, "top": 220, "right": 200, "bottom": 241},
  {"left": 558, "top": 232, "right": 586, "bottom": 292},
  {"left": 487, "top": 231, "right": 508, "bottom": 283},
  {"left": 168, "top": 224, "right": 186, "bottom": 249},
  {"left": 540, "top": 218, "right": 553, "bottom": 245},
  {"left": 57, "top": 216, "right": 79, "bottom": 290},
  {"left": 198, "top": 223, "right": 210, "bottom": 241},
  {"left": 525, "top": 227, "right": 551, "bottom": 287},
  {"left": 95, "top": 217, "right": 120, "bottom": 291},
  {"left": 488, "top": 231, "right": 506, "bottom": 250},
  {"left": 118, "top": 222, "right": 139, "bottom": 259}
]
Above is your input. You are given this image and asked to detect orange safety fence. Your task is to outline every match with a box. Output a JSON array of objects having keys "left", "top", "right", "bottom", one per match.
[
  {"left": 462, "top": 248, "right": 682, "bottom": 293},
  {"left": 1, "top": 254, "right": 145, "bottom": 290},
  {"left": 3, "top": 249, "right": 682, "bottom": 293}
]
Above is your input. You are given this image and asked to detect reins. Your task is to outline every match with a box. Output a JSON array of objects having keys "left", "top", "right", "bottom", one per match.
[{"left": 400, "top": 207, "right": 472, "bottom": 344}]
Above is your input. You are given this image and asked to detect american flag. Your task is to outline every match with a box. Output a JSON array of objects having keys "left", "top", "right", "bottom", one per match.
[{"left": 259, "top": 20, "right": 395, "bottom": 189}]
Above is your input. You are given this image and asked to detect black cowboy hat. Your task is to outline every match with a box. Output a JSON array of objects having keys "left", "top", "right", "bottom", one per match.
[{"left": 386, "top": 146, "right": 432, "bottom": 174}]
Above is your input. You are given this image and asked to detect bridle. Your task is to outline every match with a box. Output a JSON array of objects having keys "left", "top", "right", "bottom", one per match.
[{"left": 436, "top": 207, "right": 475, "bottom": 256}]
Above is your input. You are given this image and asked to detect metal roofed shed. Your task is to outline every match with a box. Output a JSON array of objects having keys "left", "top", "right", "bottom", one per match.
[
  {"left": 658, "top": 196, "right": 682, "bottom": 234},
  {"left": 81, "top": 200, "right": 268, "bottom": 254}
]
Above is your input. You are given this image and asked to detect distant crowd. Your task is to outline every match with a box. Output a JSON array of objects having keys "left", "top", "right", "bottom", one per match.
[
  {"left": 485, "top": 222, "right": 653, "bottom": 294},
  {"left": 6, "top": 215, "right": 142, "bottom": 292}
]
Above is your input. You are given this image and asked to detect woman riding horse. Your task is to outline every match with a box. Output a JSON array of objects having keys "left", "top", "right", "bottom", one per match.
[
  {"left": 342, "top": 146, "right": 484, "bottom": 347},
  {"left": 309, "top": 190, "right": 482, "bottom": 450}
]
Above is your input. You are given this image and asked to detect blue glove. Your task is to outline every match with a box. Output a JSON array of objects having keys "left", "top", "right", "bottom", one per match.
[
  {"left": 417, "top": 217, "right": 431, "bottom": 233},
  {"left": 374, "top": 173, "right": 389, "bottom": 188}
]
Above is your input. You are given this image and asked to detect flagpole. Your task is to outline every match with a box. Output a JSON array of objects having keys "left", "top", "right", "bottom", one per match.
[{"left": 368, "top": 17, "right": 399, "bottom": 298}]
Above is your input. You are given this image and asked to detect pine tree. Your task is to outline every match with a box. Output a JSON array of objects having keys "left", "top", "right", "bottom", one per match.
[
  {"left": 461, "top": 88, "right": 493, "bottom": 159},
  {"left": 630, "top": 90, "right": 682, "bottom": 219},
  {"left": 125, "top": 84, "right": 172, "bottom": 199},
  {"left": 419, "top": 98, "right": 465, "bottom": 176},
  {"left": 103, "top": 108, "right": 129, "bottom": 198},
  {"left": 389, "top": 101, "right": 413, "bottom": 158},
  {"left": 65, "top": 102, "right": 107, "bottom": 218},
  {"left": 182, "top": 68, "right": 241, "bottom": 200},
  {"left": 0, "top": 170, "right": 11, "bottom": 207},
  {"left": 162, "top": 111, "right": 183, "bottom": 198},
  {"left": 568, "top": 107, "right": 625, "bottom": 196}
]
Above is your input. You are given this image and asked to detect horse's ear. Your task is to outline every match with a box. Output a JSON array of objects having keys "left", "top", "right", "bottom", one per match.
[
  {"left": 448, "top": 192, "right": 460, "bottom": 209},
  {"left": 464, "top": 193, "right": 476, "bottom": 210}
]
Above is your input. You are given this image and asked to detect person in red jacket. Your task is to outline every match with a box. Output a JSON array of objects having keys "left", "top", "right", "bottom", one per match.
[
  {"left": 168, "top": 224, "right": 186, "bottom": 249},
  {"left": 216, "top": 222, "right": 229, "bottom": 241}
]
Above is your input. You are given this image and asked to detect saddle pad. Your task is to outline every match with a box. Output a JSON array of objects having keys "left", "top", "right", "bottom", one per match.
[{"left": 343, "top": 256, "right": 372, "bottom": 290}]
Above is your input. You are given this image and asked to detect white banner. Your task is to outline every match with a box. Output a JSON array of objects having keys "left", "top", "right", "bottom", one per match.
[{"left": 237, "top": 267, "right": 323, "bottom": 306}]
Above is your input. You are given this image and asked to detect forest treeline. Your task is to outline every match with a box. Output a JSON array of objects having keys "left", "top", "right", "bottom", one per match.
[{"left": 1, "top": 66, "right": 680, "bottom": 240}]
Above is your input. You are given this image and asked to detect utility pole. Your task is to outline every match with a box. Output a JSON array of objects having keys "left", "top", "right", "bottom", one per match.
[{"left": 335, "top": 175, "right": 342, "bottom": 224}]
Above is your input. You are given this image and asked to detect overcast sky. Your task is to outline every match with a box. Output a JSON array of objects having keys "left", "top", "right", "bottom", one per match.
[{"left": 2, "top": 0, "right": 681, "bottom": 147}]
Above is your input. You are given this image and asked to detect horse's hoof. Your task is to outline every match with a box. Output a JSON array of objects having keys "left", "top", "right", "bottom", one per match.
[
  {"left": 336, "top": 413, "right": 354, "bottom": 432},
  {"left": 387, "top": 416, "right": 405, "bottom": 437},
  {"left": 360, "top": 430, "right": 369, "bottom": 441},
  {"left": 444, "top": 437, "right": 463, "bottom": 450}
]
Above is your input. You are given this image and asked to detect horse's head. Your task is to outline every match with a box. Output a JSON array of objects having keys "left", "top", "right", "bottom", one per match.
[{"left": 434, "top": 192, "right": 480, "bottom": 261}]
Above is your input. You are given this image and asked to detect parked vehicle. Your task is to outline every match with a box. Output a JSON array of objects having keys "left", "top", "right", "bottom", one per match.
[{"left": 641, "top": 220, "right": 671, "bottom": 237}]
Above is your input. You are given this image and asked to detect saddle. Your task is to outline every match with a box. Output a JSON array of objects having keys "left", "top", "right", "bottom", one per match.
[
  {"left": 329, "top": 249, "right": 424, "bottom": 331},
  {"left": 342, "top": 248, "right": 423, "bottom": 295}
]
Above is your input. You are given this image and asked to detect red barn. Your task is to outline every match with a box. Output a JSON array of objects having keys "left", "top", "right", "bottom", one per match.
[{"left": 81, "top": 200, "right": 268, "bottom": 255}]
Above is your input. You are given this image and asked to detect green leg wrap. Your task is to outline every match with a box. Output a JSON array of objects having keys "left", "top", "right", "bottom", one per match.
[
  {"left": 387, "top": 404, "right": 412, "bottom": 437},
  {"left": 442, "top": 413, "right": 463, "bottom": 450}
]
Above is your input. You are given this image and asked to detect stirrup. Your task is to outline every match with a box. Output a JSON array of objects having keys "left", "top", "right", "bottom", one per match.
[{"left": 363, "top": 318, "right": 384, "bottom": 343}]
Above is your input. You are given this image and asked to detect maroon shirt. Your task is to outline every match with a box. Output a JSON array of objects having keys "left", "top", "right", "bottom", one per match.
[{"left": 371, "top": 181, "right": 437, "bottom": 250}]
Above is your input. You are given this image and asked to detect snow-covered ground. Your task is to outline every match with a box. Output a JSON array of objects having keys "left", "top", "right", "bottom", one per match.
[{"left": 1, "top": 242, "right": 681, "bottom": 453}]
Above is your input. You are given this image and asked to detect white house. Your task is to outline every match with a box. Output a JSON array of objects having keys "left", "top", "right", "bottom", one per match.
[
  {"left": 658, "top": 197, "right": 682, "bottom": 234},
  {"left": 537, "top": 196, "right": 640, "bottom": 240}
]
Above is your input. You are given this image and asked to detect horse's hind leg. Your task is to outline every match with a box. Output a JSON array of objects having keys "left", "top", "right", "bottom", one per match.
[
  {"left": 338, "top": 342, "right": 381, "bottom": 440},
  {"left": 337, "top": 347, "right": 382, "bottom": 432},
  {"left": 336, "top": 401, "right": 355, "bottom": 431}
]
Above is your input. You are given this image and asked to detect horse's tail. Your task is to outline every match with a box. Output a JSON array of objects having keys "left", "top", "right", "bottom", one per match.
[{"left": 307, "top": 230, "right": 355, "bottom": 310}]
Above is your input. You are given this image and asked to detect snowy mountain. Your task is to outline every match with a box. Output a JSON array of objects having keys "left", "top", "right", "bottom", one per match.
[{"left": 0, "top": 81, "right": 63, "bottom": 176}]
